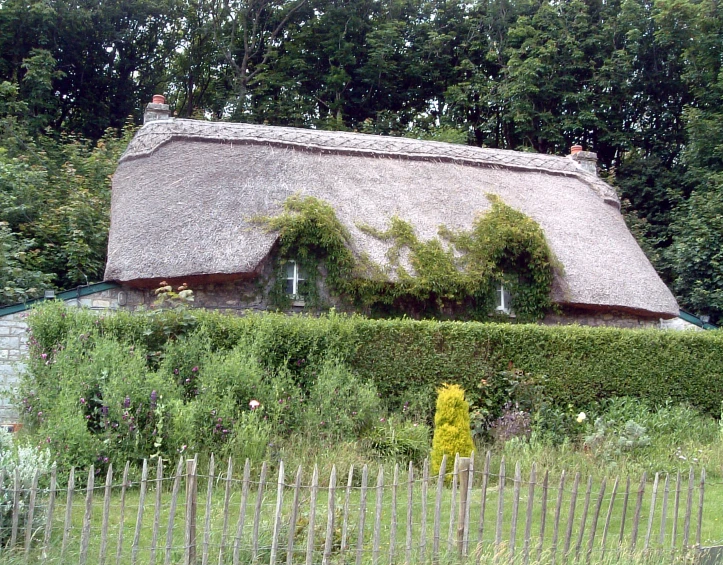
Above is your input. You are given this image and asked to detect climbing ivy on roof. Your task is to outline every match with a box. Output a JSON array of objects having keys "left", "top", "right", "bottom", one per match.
[{"left": 256, "top": 194, "right": 556, "bottom": 321}]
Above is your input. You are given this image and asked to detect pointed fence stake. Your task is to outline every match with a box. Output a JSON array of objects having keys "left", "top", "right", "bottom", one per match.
[
  {"left": 522, "top": 464, "right": 536, "bottom": 565},
  {"left": 586, "top": 477, "right": 606, "bottom": 564},
  {"left": 447, "top": 454, "right": 459, "bottom": 553},
  {"left": 116, "top": 462, "right": 130, "bottom": 565},
  {"left": 340, "top": 465, "right": 353, "bottom": 558},
  {"left": 575, "top": 475, "right": 592, "bottom": 560},
  {"left": 286, "top": 466, "right": 303, "bottom": 565},
  {"left": 696, "top": 468, "right": 705, "bottom": 551},
  {"left": 537, "top": 470, "right": 549, "bottom": 563},
  {"left": 79, "top": 465, "right": 95, "bottom": 565},
  {"left": 389, "top": 463, "right": 399, "bottom": 565},
  {"left": 373, "top": 467, "right": 385, "bottom": 565},
  {"left": 251, "top": 461, "right": 268, "bottom": 564},
  {"left": 132, "top": 459, "right": 149, "bottom": 565},
  {"left": 218, "top": 458, "right": 234, "bottom": 565},
  {"left": 322, "top": 465, "right": 337, "bottom": 565},
  {"left": 509, "top": 461, "right": 521, "bottom": 561},
  {"left": 41, "top": 464, "right": 57, "bottom": 564},
  {"left": 11, "top": 467, "right": 20, "bottom": 548},
  {"left": 563, "top": 472, "right": 580, "bottom": 559},
  {"left": 165, "top": 458, "right": 184, "bottom": 565},
  {"left": 150, "top": 458, "right": 164, "bottom": 565},
  {"left": 671, "top": 470, "right": 681, "bottom": 555},
  {"left": 98, "top": 465, "right": 114, "bottom": 565},
  {"left": 645, "top": 472, "right": 659, "bottom": 553},
  {"left": 202, "top": 454, "right": 216, "bottom": 565},
  {"left": 405, "top": 462, "right": 414, "bottom": 564},
  {"left": 630, "top": 471, "right": 647, "bottom": 553},
  {"left": 306, "top": 465, "right": 319, "bottom": 565},
  {"left": 494, "top": 457, "right": 506, "bottom": 557},
  {"left": 420, "top": 458, "right": 429, "bottom": 562},
  {"left": 600, "top": 476, "right": 619, "bottom": 561},
  {"left": 60, "top": 467, "right": 75, "bottom": 562},
  {"left": 270, "top": 461, "right": 285, "bottom": 565},
  {"left": 659, "top": 473, "right": 670, "bottom": 547},
  {"left": 550, "top": 470, "right": 566, "bottom": 565},
  {"left": 23, "top": 469, "right": 39, "bottom": 561},
  {"left": 456, "top": 457, "right": 471, "bottom": 557},
  {"left": 617, "top": 476, "right": 631, "bottom": 557},
  {"left": 432, "top": 455, "right": 446, "bottom": 565},
  {"left": 232, "top": 459, "right": 252, "bottom": 565}
]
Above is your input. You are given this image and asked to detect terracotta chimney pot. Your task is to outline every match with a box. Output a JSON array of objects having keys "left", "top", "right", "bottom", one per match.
[
  {"left": 152, "top": 94, "right": 166, "bottom": 104},
  {"left": 570, "top": 144, "right": 583, "bottom": 155}
]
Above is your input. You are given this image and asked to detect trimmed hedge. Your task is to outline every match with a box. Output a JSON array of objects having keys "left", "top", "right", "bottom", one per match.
[{"left": 27, "top": 303, "right": 723, "bottom": 416}]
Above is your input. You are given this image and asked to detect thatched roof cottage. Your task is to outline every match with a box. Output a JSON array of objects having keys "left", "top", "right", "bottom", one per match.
[{"left": 103, "top": 96, "right": 679, "bottom": 327}]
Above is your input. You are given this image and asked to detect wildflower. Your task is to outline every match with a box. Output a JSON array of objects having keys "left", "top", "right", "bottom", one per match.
[
  {"left": 123, "top": 396, "right": 130, "bottom": 408},
  {"left": 80, "top": 397, "right": 86, "bottom": 405},
  {"left": 249, "top": 399, "right": 260, "bottom": 410},
  {"left": 576, "top": 412, "right": 586, "bottom": 423},
  {"left": 150, "top": 390, "right": 158, "bottom": 407},
  {"left": 41, "top": 353, "right": 47, "bottom": 360},
  {"left": 192, "top": 366, "right": 198, "bottom": 372}
]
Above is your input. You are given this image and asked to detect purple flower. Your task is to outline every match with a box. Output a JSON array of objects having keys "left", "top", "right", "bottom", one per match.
[
  {"left": 41, "top": 353, "right": 47, "bottom": 360},
  {"left": 80, "top": 397, "right": 86, "bottom": 405},
  {"left": 100, "top": 406, "right": 108, "bottom": 416},
  {"left": 123, "top": 396, "right": 130, "bottom": 408},
  {"left": 192, "top": 366, "right": 198, "bottom": 372}
]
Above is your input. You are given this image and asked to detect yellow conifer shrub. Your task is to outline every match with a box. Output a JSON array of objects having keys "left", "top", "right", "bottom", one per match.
[{"left": 430, "top": 384, "right": 475, "bottom": 475}]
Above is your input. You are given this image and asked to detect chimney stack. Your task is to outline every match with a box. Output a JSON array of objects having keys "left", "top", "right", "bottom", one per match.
[
  {"left": 144, "top": 94, "right": 171, "bottom": 124},
  {"left": 569, "top": 144, "right": 597, "bottom": 176}
]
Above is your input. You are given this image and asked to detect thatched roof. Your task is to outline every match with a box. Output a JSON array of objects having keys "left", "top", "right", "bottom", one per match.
[{"left": 105, "top": 119, "right": 679, "bottom": 318}]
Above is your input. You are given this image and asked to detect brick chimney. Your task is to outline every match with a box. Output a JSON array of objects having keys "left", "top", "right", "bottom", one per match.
[
  {"left": 569, "top": 145, "right": 597, "bottom": 175},
  {"left": 144, "top": 94, "right": 171, "bottom": 124}
]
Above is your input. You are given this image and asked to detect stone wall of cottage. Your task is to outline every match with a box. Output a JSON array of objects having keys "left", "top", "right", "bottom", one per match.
[
  {"left": 542, "top": 307, "right": 662, "bottom": 328},
  {"left": 0, "top": 312, "right": 28, "bottom": 424}
]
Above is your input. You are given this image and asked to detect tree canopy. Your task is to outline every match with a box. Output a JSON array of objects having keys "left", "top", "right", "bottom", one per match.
[{"left": 0, "top": 0, "right": 721, "bottom": 322}]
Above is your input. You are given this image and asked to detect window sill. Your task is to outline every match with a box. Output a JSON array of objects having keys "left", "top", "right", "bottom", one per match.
[{"left": 291, "top": 299, "right": 306, "bottom": 307}]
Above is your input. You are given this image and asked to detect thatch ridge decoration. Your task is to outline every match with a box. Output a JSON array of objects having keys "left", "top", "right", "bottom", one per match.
[{"left": 121, "top": 119, "right": 620, "bottom": 209}]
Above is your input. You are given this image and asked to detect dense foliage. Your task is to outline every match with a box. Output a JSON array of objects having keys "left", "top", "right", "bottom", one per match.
[
  {"left": 430, "top": 384, "right": 475, "bottom": 474},
  {"left": 259, "top": 194, "right": 555, "bottom": 320},
  {"left": 19, "top": 303, "right": 723, "bottom": 471},
  {"left": 2, "top": 0, "right": 723, "bottom": 319}
]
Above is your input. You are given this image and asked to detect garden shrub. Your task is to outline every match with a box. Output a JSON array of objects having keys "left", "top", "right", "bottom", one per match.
[
  {"left": 365, "top": 416, "right": 430, "bottom": 464},
  {"left": 20, "top": 303, "right": 723, "bottom": 470},
  {"left": 0, "top": 429, "right": 52, "bottom": 544},
  {"left": 430, "top": 384, "right": 475, "bottom": 474}
]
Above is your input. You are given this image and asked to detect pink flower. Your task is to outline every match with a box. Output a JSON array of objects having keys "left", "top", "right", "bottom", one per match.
[{"left": 249, "top": 399, "right": 260, "bottom": 410}]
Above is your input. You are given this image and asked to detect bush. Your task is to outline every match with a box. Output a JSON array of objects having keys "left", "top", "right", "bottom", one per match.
[
  {"left": 430, "top": 384, "right": 475, "bottom": 474},
  {"left": 0, "top": 430, "right": 52, "bottom": 544},
  {"left": 20, "top": 303, "right": 723, "bottom": 471}
]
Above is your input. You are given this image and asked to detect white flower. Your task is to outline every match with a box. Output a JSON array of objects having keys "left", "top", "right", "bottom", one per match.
[
  {"left": 249, "top": 399, "right": 260, "bottom": 410},
  {"left": 576, "top": 412, "right": 587, "bottom": 423}
]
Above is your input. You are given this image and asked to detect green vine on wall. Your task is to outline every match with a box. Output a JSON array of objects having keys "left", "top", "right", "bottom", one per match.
[{"left": 256, "top": 194, "right": 557, "bottom": 321}]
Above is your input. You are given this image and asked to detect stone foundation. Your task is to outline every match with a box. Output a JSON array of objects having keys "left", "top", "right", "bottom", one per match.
[{"left": 542, "top": 307, "right": 661, "bottom": 328}]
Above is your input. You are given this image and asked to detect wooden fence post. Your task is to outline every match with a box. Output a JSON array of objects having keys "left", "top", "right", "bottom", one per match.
[
  {"left": 456, "top": 457, "right": 471, "bottom": 556},
  {"left": 185, "top": 457, "right": 198, "bottom": 565}
]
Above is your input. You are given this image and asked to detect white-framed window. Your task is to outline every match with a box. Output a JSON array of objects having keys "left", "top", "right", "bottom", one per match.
[
  {"left": 284, "top": 261, "right": 306, "bottom": 298},
  {"left": 496, "top": 284, "right": 512, "bottom": 315}
]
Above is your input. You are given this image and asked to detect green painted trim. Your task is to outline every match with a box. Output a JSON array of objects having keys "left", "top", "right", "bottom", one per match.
[
  {"left": 0, "top": 282, "right": 121, "bottom": 319},
  {"left": 679, "top": 309, "right": 719, "bottom": 330}
]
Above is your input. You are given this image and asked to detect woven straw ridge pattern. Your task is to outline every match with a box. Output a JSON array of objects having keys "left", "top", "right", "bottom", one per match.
[
  {"left": 120, "top": 119, "right": 620, "bottom": 208},
  {"left": 106, "top": 120, "right": 678, "bottom": 317}
]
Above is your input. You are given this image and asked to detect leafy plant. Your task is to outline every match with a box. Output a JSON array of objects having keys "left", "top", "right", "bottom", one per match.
[{"left": 430, "top": 384, "right": 475, "bottom": 474}]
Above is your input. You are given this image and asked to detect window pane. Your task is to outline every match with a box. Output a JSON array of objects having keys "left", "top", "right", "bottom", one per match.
[
  {"left": 286, "top": 262, "right": 296, "bottom": 279},
  {"left": 284, "top": 279, "right": 294, "bottom": 295},
  {"left": 297, "top": 279, "right": 310, "bottom": 296},
  {"left": 296, "top": 264, "right": 306, "bottom": 281}
]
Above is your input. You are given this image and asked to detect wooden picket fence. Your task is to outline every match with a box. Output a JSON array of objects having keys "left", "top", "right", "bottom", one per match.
[{"left": 0, "top": 452, "right": 711, "bottom": 564}]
